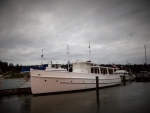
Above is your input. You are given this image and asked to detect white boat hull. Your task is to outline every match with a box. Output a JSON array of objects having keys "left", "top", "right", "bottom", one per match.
[
  {"left": 113, "top": 70, "right": 135, "bottom": 81},
  {"left": 120, "top": 75, "right": 135, "bottom": 81},
  {"left": 31, "top": 70, "right": 121, "bottom": 95}
]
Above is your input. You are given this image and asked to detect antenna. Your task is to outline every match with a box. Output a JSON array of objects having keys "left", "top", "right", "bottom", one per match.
[
  {"left": 67, "top": 45, "right": 70, "bottom": 71},
  {"left": 144, "top": 45, "right": 147, "bottom": 64},
  {"left": 89, "top": 41, "right": 91, "bottom": 61},
  {"left": 41, "top": 48, "right": 45, "bottom": 65}
]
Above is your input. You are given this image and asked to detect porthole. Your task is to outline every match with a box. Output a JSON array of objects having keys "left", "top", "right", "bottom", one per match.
[
  {"left": 71, "top": 81, "right": 72, "bottom": 82},
  {"left": 45, "top": 80, "right": 47, "bottom": 82},
  {"left": 56, "top": 80, "right": 58, "bottom": 82}
]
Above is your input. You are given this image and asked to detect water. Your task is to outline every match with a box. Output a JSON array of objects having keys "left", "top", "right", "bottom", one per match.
[
  {"left": 1, "top": 82, "right": 150, "bottom": 113},
  {"left": 0, "top": 78, "right": 24, "bottom": 89}
]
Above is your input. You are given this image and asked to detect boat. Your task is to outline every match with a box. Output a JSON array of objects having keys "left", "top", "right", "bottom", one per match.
[
  {"left": 135, "top": 71, "right": 150, "bottom": 81},
  {"left": 138, "top": 71, "right": 150, "bottom": 77},
  {"left": 113, "top": 70, "right": 135, "bottom": 81},
  {"left": 30, "top": 61, "right": 121, "bottom": 95}
]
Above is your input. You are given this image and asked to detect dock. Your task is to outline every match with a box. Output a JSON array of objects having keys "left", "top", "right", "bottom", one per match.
[
  {"left": 0, "top": 80, "right": 31, "bottom": 96},
  {"left": 0, "top": 88, "right": 31, "bottom": 96}
]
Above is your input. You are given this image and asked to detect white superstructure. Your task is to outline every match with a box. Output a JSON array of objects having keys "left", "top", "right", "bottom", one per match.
[
  {"left": 113, "top": 70, "right": 135, "bottom": 81},
  {"left": 45, "top": 62, "right": 67, "bottom": 72},
  {"left": 31, "top": 61, "right": 121, "bottom": 95}
]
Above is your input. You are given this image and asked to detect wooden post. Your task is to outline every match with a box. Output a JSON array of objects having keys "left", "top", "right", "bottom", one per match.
[
  {"left": 96, "top": 76, "right": 99, "bottom": 97},
  {"left": 96, "top": 76, "right": 100, "bottom": 106}
]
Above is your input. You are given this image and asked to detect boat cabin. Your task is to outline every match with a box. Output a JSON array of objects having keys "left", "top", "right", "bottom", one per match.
[
  {"left": 72, "top": 61, "right": 118, "bottom": 75},
  {"left": 91, "top": 65, "right": 118, "bottom": 75},
  {"left": 113, "top": 70, "right": 131, "bottom": 76},
  {"left": 73, "top": 62, "right": 91, "bottom": 73},
  {"left": 45, "top": 62, "right": 67, "bottom": 72}
]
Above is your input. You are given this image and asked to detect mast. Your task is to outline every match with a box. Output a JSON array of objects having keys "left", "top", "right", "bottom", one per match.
[
  {"left": 41, "top": 48, "right": 44, "bottom": 65},
  {"left": 67, "top": 45, "right": 70, "bottom": 71},
  {"left": 144, "top": 45, "right": 147, "bottom": 64},
  {"left": 89, "top": 41, "right": 91, "bottom": 61}
]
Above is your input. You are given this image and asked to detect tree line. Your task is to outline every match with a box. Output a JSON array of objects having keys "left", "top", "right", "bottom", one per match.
[
  {"left": 0, "top": 60, "right": 150, "bottom": 74},
  {"left": 0, "top": 61, "right": 22, "bottom": 73},
  {"left": 100, "top": 64, "right": 150, "bottom": 74}
]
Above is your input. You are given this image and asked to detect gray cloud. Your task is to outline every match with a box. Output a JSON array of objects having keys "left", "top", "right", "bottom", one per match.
[{"left": 0, "top": 0, "right": 150, "bottom": 65}]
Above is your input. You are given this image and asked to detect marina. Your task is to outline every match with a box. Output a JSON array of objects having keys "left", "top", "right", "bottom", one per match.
[{"left": 0, "top": 0, "right": 150, "bottom": 113}]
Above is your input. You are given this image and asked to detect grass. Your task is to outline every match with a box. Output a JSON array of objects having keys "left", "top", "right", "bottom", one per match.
[{"left": 3, "top": 72, "right": 25, "bottom": 79}]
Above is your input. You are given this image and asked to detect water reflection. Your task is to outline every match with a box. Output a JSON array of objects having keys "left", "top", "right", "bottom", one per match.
[
  {"left": 31, "top": 91, "right": 99, "bottom": 113},
  {"left": 20, "top": 97, "right": 31, "bottom": 113},
  {"left": 0, "top": 95, "right": 31, "bottom": 113}
]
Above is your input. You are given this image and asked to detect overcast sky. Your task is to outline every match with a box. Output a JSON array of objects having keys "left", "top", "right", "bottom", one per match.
[{"left": 0, "top": 0, "right": 150, "bottom": 65}]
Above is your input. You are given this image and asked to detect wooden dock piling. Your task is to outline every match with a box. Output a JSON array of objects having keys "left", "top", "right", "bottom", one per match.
[
  {"left": 96, "top": 76, "right": 99, "bottom": 97},
  {"left": 122, "top": 75, "right": 125, "bottom": 82},
  {"left": 96, "top": 76, "right": 100, "bottom": 106}
]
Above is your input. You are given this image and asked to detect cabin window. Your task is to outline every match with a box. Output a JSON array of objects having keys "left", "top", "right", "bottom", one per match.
[
  {"left": 91, "top": 69, "right": 93, "bottom": 73},
  {"left": 45, "top": 80, "right": 47, "bottom": 82},
  {"left": 95, "top": 69, "right": 97, "bottom": 73}
]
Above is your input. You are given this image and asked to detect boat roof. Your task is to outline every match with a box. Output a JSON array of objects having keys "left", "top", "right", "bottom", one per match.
[
  {"left": 72, "top": 61, "right": 94, "bottom": 64},
  {"left": 115, "top": 70, "right": 128, "bottom": 73},
  {"left": 72, "top": 61, "right": 119, "bottom": 69},
  {"left": 91, "top": 65, "right": 118, "bottom": 69}
]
